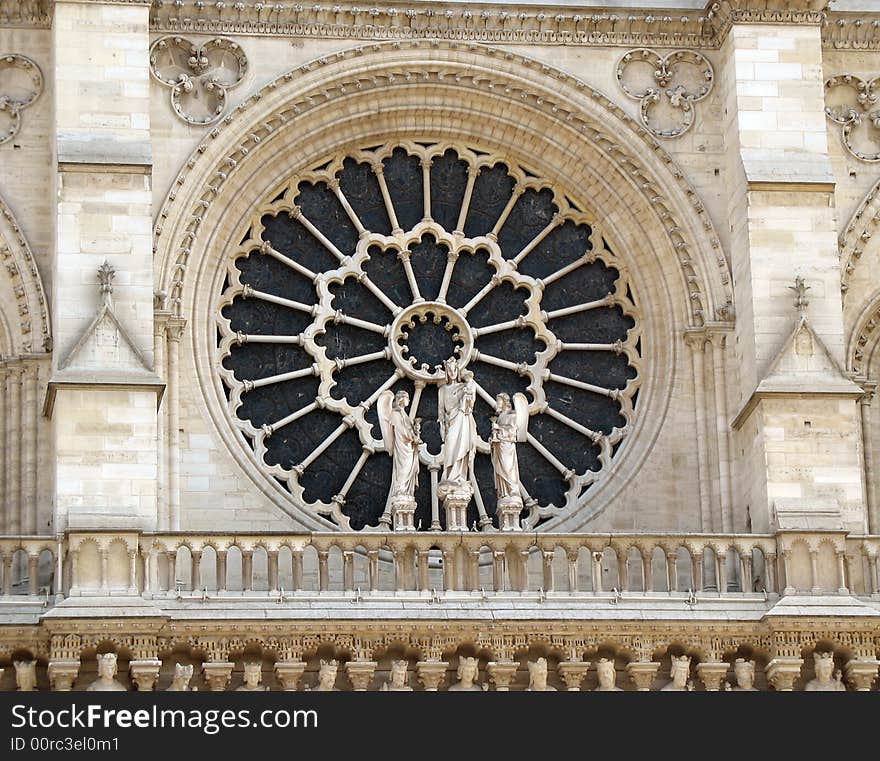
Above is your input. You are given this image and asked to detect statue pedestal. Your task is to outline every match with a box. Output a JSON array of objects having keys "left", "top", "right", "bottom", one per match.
[
  {"left": 48, "top": 661, "right": 80, "bottom": 691},
  {"left": 129, "top": 659, "right": 162, "bottom": 691},
  {"left": 391, "top": 496, "right": 416, "bottom": 531},
  {"left": 345, "top": 661, "right": 378, "bottom": 691},
  {"left": 487, "top": 661, "right": 519, "bottom": 691},
  {"left": 416, "top": 661, "right": 449, "bottom": 691},
  {"left": 844, "top": 658, "right": 880, "bottom": 691},
  {"left": 765, "top": 657, "right": 803, "bottom": 692},
  {"left": 202, "top": 661, "right": 234, "bottom": 692},
  {"left": 274, "top": 661, "right": 307, "bottom": 691},
  {"left": 626, "top": 661, "right": 660, "bottom": 691},
  {"left": 440, "top": 482, "right": 472, "bottom": 532},
  {"left": 497, "top": 495, "right": 523, "bottom": 531},
  {"left": 557, "top": 661, "right": 591, "bottom": 691},
  {"left": 696, "top": 662, "right": 729, "bottom": 691}
]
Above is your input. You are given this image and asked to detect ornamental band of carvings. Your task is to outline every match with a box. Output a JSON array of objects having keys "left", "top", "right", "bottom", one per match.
[
  {"left": 149, "top": 36, "right": 248, "bottom": 125},
  {"left": 216, "top": 141, "right": 641, "bottom": 532},
  {"left": 824, "top": 74, "right": 880, "bottom": 163},
  {"left": 0, "top": 55, "right": 42, "bottom": 145},
  {"left": 616, "top": 49, "right": 714, "bottom": 139}
]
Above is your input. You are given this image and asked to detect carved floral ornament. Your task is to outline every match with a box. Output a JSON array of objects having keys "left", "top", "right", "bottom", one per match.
[
  {"left": 0, "top": 54, "right": 42, "bottom": 145},
  {"left": 216, "top": 141, "right": 641, "bottom": 531},
  {"left": 149, "top": 36, "right": 248, "bottom": 125},
  {"left": 824, "top": 74, "right": 880, "bottom": 162},
  {"left": 616, "top": 49, "right": 714, "bottom": 139}
]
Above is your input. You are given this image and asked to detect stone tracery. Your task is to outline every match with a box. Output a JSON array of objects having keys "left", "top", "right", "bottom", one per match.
[{"left": 215, "top": 141, "right": 640, "bottom": 530}]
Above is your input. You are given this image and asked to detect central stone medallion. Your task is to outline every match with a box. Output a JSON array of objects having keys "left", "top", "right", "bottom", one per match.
[{"left": 390, "top": 301, "right": 474, "bottom": 382}]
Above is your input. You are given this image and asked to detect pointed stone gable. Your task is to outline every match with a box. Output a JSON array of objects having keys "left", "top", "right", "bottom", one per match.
[{"left": 59, "top": 302, "right": 152, "bottom": 374}]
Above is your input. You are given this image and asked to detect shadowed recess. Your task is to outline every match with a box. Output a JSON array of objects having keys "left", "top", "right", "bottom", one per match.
[
  {"left": 445, "top": 248, "right": 494, "bottom": 310},
  {"left": 234, "top": 250, "right": 316, "bottom": 305},
  {"left": 221, "top": 297, "right": 313, "bottom": 338},
  {"left": 463, "top": 163, "right": 516, "bottom": 238},
  {"left": 337, "top": 158, "right": 392, "bottom": 235},
  {"left": 237, "top": 376, "right": 320, "bottom": 430},
  {"left": 496, "top": 187, "right": 558, "bottom": 261},
  {"left": 383, "top": 148, "right": 423, "bottom": 231},
  {"left": 295, "top": 181, "right": 360, "bottom": 257},
  {"left": 515, "top": 220, "right": 593, "bottom": 280},
  {"left": 540, "top": 259, "right": 620, "bottom": 312},
  {"left": 408, "top": 234, "right": 448, "bottom": 302},
  {"left": 546, "top": 306, "right": 634, "bottom": 344},
  {"left": 430, "top": 149, "right": 469, "bottom": 231},
  {"left": 261, "top": 212, "right": 340, "bottom": 274},
  {"left": 263, "top": 407, "right": 341, "bottom": 470},
  {"left": 329, "top": 273, "right": 391, "bottom": 325}
]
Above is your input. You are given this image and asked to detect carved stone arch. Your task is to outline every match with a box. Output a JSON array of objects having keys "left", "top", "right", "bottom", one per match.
[
  {"left": 153, "top": 41, "right": 732, "bottom": 532},
  {"left": 0, "top": 192, "right": 51, "bottom": 355},
  {"left": 840, "top": 178, "right": 880, "bottom": 307},
  {"left": 848, "top": 288, "right": 880, "bottom": 378}
]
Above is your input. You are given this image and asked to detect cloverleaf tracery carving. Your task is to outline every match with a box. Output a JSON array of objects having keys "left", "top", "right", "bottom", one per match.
[
  {"left": 824, "top": 74, "right": 880, "bottom": 163},
  {"left": 616, "top": 49, "right": 713, "bottom": 139},
  {"left": 0, "top": 54, "right": 42, "bottom": 145},
  {"left": 149, "top": 36, "right": 248, "bottom": 126}
]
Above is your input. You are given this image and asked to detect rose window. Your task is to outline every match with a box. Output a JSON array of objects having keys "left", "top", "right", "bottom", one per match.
[{"left": 217, "top": 142, "right": 641, "bottom": 530}]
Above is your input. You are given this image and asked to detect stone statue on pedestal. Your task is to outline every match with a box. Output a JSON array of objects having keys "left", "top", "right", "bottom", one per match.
[
  {"left": 594, "top": 658, "right": 623, "bottom": 691},
  {"left": 660, "top": 655, "right": 693, "bottom": 691},
  {"left": 166, "top": 663, "right": 195, "bottom": 691},
  {"left": 14, "top": 660, "right": 37, "bottom": 691},
  {"left": 377, "top": 389, "right": 421, "bottom": 530},
  {"left": 525, "top": 657, "right": 557, "bottom": 691},
  {"left": 448, "top": 656, "right": 484, "bottom": 691},
  {"left": 236, "top": 661, "right": 268, "bottom": 691},
  {"left": 490, "top": 391, "right": 529, "bottom": 530},
  {"left": 804, "top": 652, "right": 845, "bottom": 691},
  {"left": 437, "top": 359, "right": 477, "bottom": 495},
  {"left": 380, "top": 659, "right": 413, "bottom": 691},
  {"left": 87, "top": 653, "right": 127, "bottom": 691}
]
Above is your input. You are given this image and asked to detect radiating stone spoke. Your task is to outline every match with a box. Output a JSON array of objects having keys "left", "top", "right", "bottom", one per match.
[
  {"left": 540, "top": 250, "right": 598, "bottom": 286},
  {"left": 259, "top": 241, "right": 318, "bottom": 281},
  {"left": 469, "top": 472, "right": 491, "bottom": 527},
  {"left": 330, "top": 181, "right": 367, "bottom": 237},
  {"left": 461, "top": 278, "right": 499, "bottom": 316},
  {"left": 333, "top": 349, "right": 390, "bottom": 370},
  {"left": 472, "top": 316, "right": 526, "bottom": 337},
  {"left": 435, "top": 251, "right": 459, "bottom": 304},
  {"left": 490, "top": 185, "right": 524, "bottom": 239},
  {"left": 474, "top": 351, "right": 529, "bottom": 376},
  {"left": 455, "top": 167, "right": 480, "bottom": 234},
  {"left": 409, "top": 382, "right": 425, "bottom": 421},
  {"left": 358, "top": 272, "right": 402, "bottom": 315},
  {"left": 332, "top": 449, "right": 371, "bottom": 506},
  {"left": 557, "top": 340, "right": 624, "bottom": 353},
  {"left": 294, "top": 421, "right": 351, "bottom": 475},
  {"left": 526, "top": 433, "right": 575, "bottom": 479},
  {"left": 397, "top": 250, "right": 422, "bottom": 302},
  {"left": 263, "top": 401, "right": 319, "bottom": 436},
  {"left": 243, "top": 364, "right": 318, "bottom": 391},
  {"left": 371, "top": 162, "right": 402, "bottom": 233},
  {"left": 332, "top": 311, "right": 390, "bottom": 335},
  {"left": 243, "top": 285, "right": 316, "bottom": 315},
  {"left": 543, "top": 405, "right": 603, "bottom": 443},
  {"left": 512, "top": 215, "right": 562, "bottom": 266},
  {"left": 542, "top": 294, "right": 616, "bottom": 321},
  {"left": 292, "top": 206, "right": 348, "bottom": 262},
  {"left": 543, "top": 370, "right": 617, "bottom": 400},
  {"left": 360, "top": 372, "right": 403, "bottom": 410},
  {"left": 234, "top": 332, "right": 305, "bottom": 345}
]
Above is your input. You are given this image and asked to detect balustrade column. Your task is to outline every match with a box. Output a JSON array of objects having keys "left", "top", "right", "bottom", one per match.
[
  {"left": 836, "top": 551, "right": 848, "bottom": 594},
  {"left": 468, "top": 550, "right": 480, "bottom": 592},
  {"left": 367, "top": 549, "right": 379, "bottom": 592},
  {"left": 165, "top": 550, "right": 177, "bottom": 593},
  {"left": 765, "top": 552, "right": 778, "bottom": 594},
  {"left": 444, "top": 549, "right": 457, "bottom": 592},
  {"left": 1, "top": 553, "right": 11, "bottom": 595},
  {"left": 640, "top": 549, "right": 653, "bottom": 593},
  {"left": 99, "top": 548, "right": 109, "bottom": 593},
  {"left": 217, "top": 550, "right": 227, "bottom": 593},
  {"left": 692, "top": 551, "right": 703, "bottom": 592},
  {"left": 717, "top": 551, "right": 728, "bottom": 594},
  {"left": 417, "top": 550, "right": 430, "bottom": 592},
  {"left": 343, "top": 550, "right": 354, "bottom": 592},
  {"left": 615, "top": 548, "right": 628, "bottom": 592},
  {"left": 782, "top": 550, "right": 794, "bottom": 595},
  {"left": 740, "top": 550, "right": 753, "bottom": 593},
  {"left": 266, "top": 550, "right": 278, "bottom": 592},
  {"left": 128, "top": 549, "right": 138, "bottom": 594},
  {"left": 518, "top": 550, "right": 530, "bottom": 592},
  {"left": 666, "top": 551, "right": 677, "bottom": 593},
  {"left": 142, "top": 548, "right": 153, "bottom": 595},
  {"left": 809, "top": 549, "right": 821, "bottom": 594},
  {"left": 592, "top": 551, "right": 603, "bottom": 594},
  {"left": 868, "top": 554, "right": 879, "bottom": 595},
  {"left": 317, "top": 550, "right": 329, "bottom": 592},
  {"left": 55, "top": 540, "right": 65, "bottom": 599},
  {"left": 242, "top": 550, "right": 254, "bottom": 592},
  {"left": 191, "top": 551, "right": 202, "bottom": 591},
  {"left": 493, "top": 551, "right": 505, "bottom": 592},
  {"left": 567, "top": 551, "right": 578, "bottom": 593},
  {"left": 542, "top": 551, "right": 554, "bottom": 592},
  {"left": 291, "top": 549, "right": 303, "bottom": 591}
]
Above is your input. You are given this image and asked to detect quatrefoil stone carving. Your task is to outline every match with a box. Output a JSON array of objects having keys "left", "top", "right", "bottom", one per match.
[
  {"left": 824, "top": 75, "right": 880, "bottom": 163},
  {"left": 0, "top": 54, "right": 42, "bottom": 145},
  {"left": 149, "top": 36, "right": 248, "bottom": 126},
  {"left": 616, "top": 49, "right": 714, "bottom": 139}
]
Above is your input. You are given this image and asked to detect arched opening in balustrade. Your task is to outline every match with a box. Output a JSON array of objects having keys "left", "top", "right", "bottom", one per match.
[
  {"left": 301, "top": 544, "right": 319, "bottom": 591},
  {"left": 600, "top": 547, "right": 620, "bottom": 591},
  {"left": 76, "top": 539, "right": 100, "bottom": 594},
  {"left": 226, "top": 545, "right": 243, "bottom": 592},
  {"left": 475, "top": 546, "right": 493, "bottom": 591},
  {"left": 702, "top": 546, "right": 718, "bottom": 592},
  {"left": 453, "top": 544, "right": 470, "bottom": 591},
  {"left": 376, "top": 544, "right": 396, "bottom": 591},
  {"left": 651, "top": 546, "right": 668, "bottom": 592},
  {"left": 277, "top": 545, "right": 293, "bottom": 590},
  {"left": 525, "top": 545, "right": 543, "bottom": 591},
  {"left": 750, "top": 546, "right": 766, "bottom": 592},
  {"left": 577, "top": 546, "right": 593, "bottom": 593},
  {"left": 396, "top": 544, "right": 417, "bottom": 591},
  {"left": 675, "top": 546, "right": 693, "bottom": 592},
  {"left": 787, "top": 540, "right": 812, "bottom": 593},
  {"left": 551, "top": 546, "right": 569, "bottom": 592},
  {"left": 175, "top": 545, "right": 193, "bottom": 590},
  {"left": 200, "top": 545, "right": 218, "bottom": 591},
  {"left": 352, "top": 544, "right": 369, "bottom": 590},
  {"left": 327, "top": 545, "right": 344, "bottom": 591},
  {"left": 722, "top": 546, "right": 742, "bottom": 592},
  {"left": 251, "top": 546, "right": 269, "bottom": 591},
  {"left": 626, "top": 546, "right": 643, "bottom": 591},
  {"left": 37, "top": 548, "right": 54, "bottom": 594}
]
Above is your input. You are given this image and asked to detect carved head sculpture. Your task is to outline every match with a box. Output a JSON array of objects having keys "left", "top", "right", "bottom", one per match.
[
  {"left": 243, "top": 661, "right": 262, "bottom": 688},
  {"left": 813, "top": 652, "right": 835, "bottom": 682},
  {"left": 527, "top": 657, "right": 549, "bottom": 689},
  {"left": 96, "top": 653, "right": 118, "bottom": 680},
  {"left": 173, "top": 663, "right": 194, "bottom": 687},
  {"left": 596, "top": 658, "right": 616, "bottom": 689},
  {"left": 317, "top": 659, "right": 338, "bottom": 689},
  {"left": 495, "top": 392, "right": 511, "bottom": 412},
  {"left": 457, "top": 656, "right": 478, "bottom": 685},
  {"left": 443, "top": 357, "right": 460, "bottom": 383},
  {"left": 389, "top": 659, "right": 408, "bottom": 688},
  {"left": 733, "top": 658, "right": 755, "bottom": 690},
  {"left": 13, "top": 660, "right": 37, "bottom": 691},
  {"left": 670, "top": 655, "right": 690, "bottom": 687},
  {"left": 393, "top": 390, "right": 410, "bottom": 411}
]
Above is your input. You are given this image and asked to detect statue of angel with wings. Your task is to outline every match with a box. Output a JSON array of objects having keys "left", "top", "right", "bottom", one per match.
[{"left": 377, "top": 389, "right": 421, "bottom": 501}]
